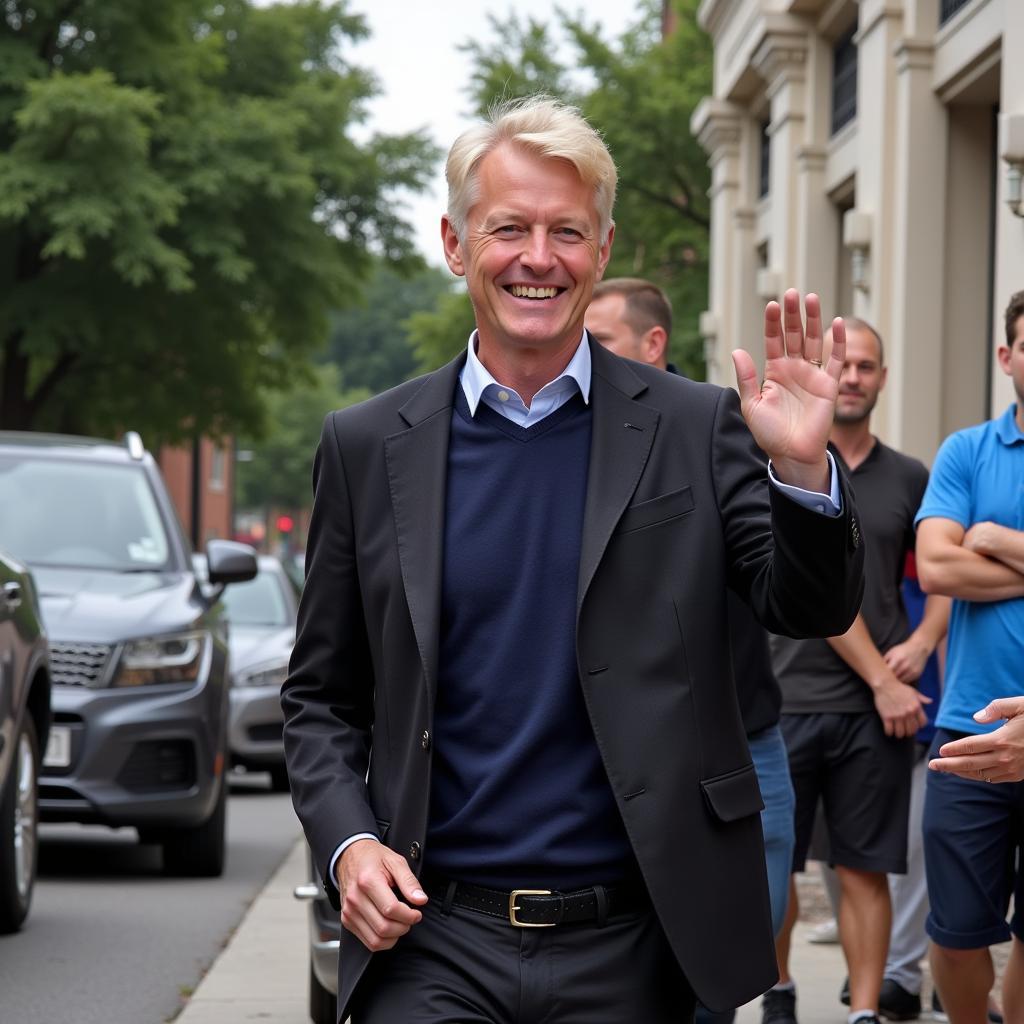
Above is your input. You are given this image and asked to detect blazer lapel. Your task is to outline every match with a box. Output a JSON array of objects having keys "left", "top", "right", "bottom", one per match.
[
  {"left": 578, "top": 342, "right": 660, "bottom": 610},
  {"left": 384, "top": 355, "right": 465, "bottom": 702}
]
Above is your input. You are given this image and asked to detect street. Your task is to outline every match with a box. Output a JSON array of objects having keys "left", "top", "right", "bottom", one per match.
[{"left": 0, "top": 773, "right": 302, "bottom": 1024}]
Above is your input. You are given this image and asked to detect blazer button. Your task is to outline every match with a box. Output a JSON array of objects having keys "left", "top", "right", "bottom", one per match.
[
  {"left": 409, "top": 842, "right": 421, "bottom": 861},
  {"left": 421, "top": 730, "right": 431, "bottom": 751}
]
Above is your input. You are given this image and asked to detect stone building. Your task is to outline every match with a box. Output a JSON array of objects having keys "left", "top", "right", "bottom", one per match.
[{"left": 691, "top": 0, "right": 1024, "bottom": 462}]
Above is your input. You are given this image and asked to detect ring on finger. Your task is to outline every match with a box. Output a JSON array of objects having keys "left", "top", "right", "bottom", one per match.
[{"left": 808, "top": 358, "right": 822, "bottom": 367}]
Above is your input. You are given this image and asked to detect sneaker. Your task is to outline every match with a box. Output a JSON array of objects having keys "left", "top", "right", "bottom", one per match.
[
  {"left": 878, "top": 979, "right": 922, "bottom": 1021},
  {"left": 807, "top": 918, "right": 840, "bottom": 943},
  {"left": 762, "top": 987, "right": 798, "bottom": 1024}
]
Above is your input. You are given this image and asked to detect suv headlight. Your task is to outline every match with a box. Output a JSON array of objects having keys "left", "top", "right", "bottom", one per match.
[
  {"left": 112, "top": 631, "right": 211, "bottom": 687},
  {"left": 234, "top": 659, "right": 289, "bottom": 689}
]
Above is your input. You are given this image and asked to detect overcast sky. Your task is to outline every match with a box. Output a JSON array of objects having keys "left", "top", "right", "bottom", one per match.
[{"left": 346, "top": 1, "right": 642, "bottom": 262}]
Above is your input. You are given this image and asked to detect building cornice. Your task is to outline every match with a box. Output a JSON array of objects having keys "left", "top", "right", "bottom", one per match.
[
  {"left": 894, "top": 36, "right": 934, "bottom": 74},
  {"left": 691, "top": 97, "right": 743, "bottom": 157},
  {"left": 751, "top": 23, "right": 809, "bottom": 92}
]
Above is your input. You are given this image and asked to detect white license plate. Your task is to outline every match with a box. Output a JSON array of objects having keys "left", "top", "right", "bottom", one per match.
[{"left": 43, "top": 725, "right": 71, "bottom": 769}]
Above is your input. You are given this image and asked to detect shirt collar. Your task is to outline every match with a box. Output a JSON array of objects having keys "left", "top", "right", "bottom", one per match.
[
  {"left": 995, "top": 404, "right": 1024, "bottom": 446},
  {"left": 460, "top": 329, "right": 592, "bottom": 416}
]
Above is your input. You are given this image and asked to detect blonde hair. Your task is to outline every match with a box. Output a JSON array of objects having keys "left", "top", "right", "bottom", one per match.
[{"left": 445, "top": 95, "right": 617, "bottom": 240}]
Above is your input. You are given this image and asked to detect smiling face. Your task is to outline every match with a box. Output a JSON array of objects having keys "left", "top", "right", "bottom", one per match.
[
  {"left": 441, "top": 143, "right": 613, "bottom": 371},
  {"left": 834, "top": 325, "right": 886, "bottom": 425}
]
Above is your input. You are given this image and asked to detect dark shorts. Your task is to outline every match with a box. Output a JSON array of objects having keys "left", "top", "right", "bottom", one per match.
[
  {"left": 782, "top": 711, "right": 915, "bottom": 874},
  {"left": 923, "top": 728, "right": 1024, "bottom": 950}
]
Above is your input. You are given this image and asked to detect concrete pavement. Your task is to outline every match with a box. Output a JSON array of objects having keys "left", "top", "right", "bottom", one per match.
[{"left": 175, "top": 842, "right": 928, "bottom": 1024}]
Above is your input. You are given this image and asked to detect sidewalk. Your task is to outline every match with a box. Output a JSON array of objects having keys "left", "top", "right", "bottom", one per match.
[
  {"left": 175, "top": 837, "right": 310, "bottom": 1024},
  {"left": 176, "top": 843, "right": 919, "bottom": 1024}
]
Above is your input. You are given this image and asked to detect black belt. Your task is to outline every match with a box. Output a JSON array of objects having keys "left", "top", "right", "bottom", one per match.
[{"left": 423, "top": 874, "right": 647, "bottom": 928}]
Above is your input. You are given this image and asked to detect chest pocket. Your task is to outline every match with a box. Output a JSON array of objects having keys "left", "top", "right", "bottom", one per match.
[{"left": 614, "top": 485, "right": 695, "bottom": 535}]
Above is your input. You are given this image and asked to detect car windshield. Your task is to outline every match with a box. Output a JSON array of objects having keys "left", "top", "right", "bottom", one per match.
[
  {"left": 0, "top": 455, "right": 173, "bottom": 571},
  {"left": 219, "top": 570, "right": 291, "bottom": 627}
]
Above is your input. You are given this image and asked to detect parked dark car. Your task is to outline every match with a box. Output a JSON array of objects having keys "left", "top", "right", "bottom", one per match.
[
  {"left": 0, "top": 431, "right": 256, "bottom": 876},
  {"left": 195, "top": 554, "right": 298, "bottom": 791},
  {"left": 0, "top": 550, "right": 50, "bottom": 932},
  {"left": 294, "top": 850, "right": 340, "bottom": 1024}
]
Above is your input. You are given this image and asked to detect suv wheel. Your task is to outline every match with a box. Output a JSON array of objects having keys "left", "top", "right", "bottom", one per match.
[
  {"left": 161, "top": 774, "right": 227, "bottom": 877},
  {"left": 0, "top": 717, "right": 39, "bottom": 933},
  {"left": 309, "top": 960, "right": 337, "bottom": 1024}
]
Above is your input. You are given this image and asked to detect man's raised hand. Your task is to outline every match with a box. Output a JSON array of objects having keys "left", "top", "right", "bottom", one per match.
[{"left": 732, "top": 289, "right": 844, "bottom": 493}]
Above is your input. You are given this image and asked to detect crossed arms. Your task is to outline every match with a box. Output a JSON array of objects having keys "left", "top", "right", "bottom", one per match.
[{"left": 919, "top": 517, "right": 1024, "bottom": 781}]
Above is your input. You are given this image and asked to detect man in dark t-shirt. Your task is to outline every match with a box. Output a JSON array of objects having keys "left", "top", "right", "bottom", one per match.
[{"left": 768, "top": 320, "right": 948, "bottom": 1024}]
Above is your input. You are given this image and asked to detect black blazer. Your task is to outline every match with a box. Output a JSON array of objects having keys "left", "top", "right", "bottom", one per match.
[{"left": 282, "top": 340, "right": 864, "bottom": 1016}]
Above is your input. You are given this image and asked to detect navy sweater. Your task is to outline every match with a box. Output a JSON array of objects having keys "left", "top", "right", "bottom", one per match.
[{"left": 426, "top": 388, "right": 633, "bottom": 889}]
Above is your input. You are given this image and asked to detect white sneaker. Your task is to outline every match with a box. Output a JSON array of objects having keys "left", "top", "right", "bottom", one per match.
[{"left": 806, "top": 918, "right": 839, "bottom": 944}]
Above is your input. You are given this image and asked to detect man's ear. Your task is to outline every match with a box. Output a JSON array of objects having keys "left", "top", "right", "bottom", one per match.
[
  {"left": 643, "top": 326, "right": 668, "bottom": 367},
  {"left": 997, "top": 344, "right": 1012, "bottom": 375},
  {"left": 595, "top": 223, "right": 615, "bottom": 281},
  {"left": 441, "top": 215, "right": 465, "bottom": 277}
]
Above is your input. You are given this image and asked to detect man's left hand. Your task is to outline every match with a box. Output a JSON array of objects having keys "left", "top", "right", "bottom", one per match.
[
  {"left": 733, "top": 289, "right": 844, "bottom": 493},
  {"left": 883, "top": 637, "right": 931, "bottom": 684},
  {"left": 929, "top": 697, "right": 1024, "bottom": 783}
]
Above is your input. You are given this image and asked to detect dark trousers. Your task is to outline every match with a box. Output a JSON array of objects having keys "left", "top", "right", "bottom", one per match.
[{"left": 350, "top": 896, "right": 696, "bottom": 1023}]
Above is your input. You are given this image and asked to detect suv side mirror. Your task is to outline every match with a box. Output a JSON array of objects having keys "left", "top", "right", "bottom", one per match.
[{"left": 206, "top": 540, "right": 258, "bottom": 586}]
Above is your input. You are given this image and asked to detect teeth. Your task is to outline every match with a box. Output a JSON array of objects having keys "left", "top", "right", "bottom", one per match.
[{"left": 509, "top": 285, "right": 558, "bottom": 299}]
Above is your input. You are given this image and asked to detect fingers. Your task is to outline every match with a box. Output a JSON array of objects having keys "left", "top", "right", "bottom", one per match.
[
  {"left": 977, "top": 697, "right": 1024, "bottom": 722},
  {"left": 762, "top": 301, "right": 783, "bottom": 362},
  {"left": 803, "top": 293, "right": 823, "bottom": 365},
  {"left": 732, "top": 349, "right": 759, "bottom": 408},
  {"left": 338, "top": 844, "right": 426, "bottom": 952},
  {"left": 782, "top": 289, "right": 804, "bottom": 358},
  {"left": 825, "top": 317, "right": 846, "bottom": 382}
]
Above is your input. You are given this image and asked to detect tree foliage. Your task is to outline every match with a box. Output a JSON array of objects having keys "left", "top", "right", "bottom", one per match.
[
  {"left": 325, "top": 261, "right": 455, "bottom": 394},
  {"left": 415, "top": 0, "right": 711, "bottom": 378},
  {"left": 0, "top": 0, "right": 439, "bottom": 439},
  {"left": 234, "top": 362, "right": 367, "bottom": 512}
]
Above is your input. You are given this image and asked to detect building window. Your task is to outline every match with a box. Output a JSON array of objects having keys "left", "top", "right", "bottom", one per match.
[
  {"left": 831, "top": 26, "right": 857, "bottom": 135},
  {"left": 759, "top": 121, "right": 771, "bottom": 198},
  {"left": 209, "top": 445, "right": 226, "bottom": 492},
  {"left": 939, "top": 0, "right": 972, "bottom": 24}
]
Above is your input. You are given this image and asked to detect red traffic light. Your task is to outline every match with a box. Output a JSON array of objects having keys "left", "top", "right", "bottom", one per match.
[{"left": 275, "top": 514, "right": 294, "bottom": 533}]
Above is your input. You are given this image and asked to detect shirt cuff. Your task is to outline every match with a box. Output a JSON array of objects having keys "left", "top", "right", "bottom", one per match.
[
  {"left": 767, "top": 451, "right": 842, "bottom": 517},
  {"left": 328, "top": 833, "right": 380, "bottom": 889}
]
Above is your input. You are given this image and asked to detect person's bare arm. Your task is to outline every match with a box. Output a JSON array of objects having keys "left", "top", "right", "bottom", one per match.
[
  {"left": 916, "top": 518, "right": 1024, "bottom": 601},
  {"left": 963, "top": 522, "right": 1024, "bottom": 576},
  {"left": 883, "top": 594, "right": 951, "bottom": 683},
  {"left": 826, "top": 615, "right": 930, "bottom": 738}
]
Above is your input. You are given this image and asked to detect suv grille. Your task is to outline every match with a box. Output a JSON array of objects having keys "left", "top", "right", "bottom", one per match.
[{"left": 50, "top": 641, "right": 113, "bottom": 687}]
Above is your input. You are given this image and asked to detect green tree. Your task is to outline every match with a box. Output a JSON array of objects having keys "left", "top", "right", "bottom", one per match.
[
  {"left": 0, "top": 0, "right": 439, "bottom": 438},
  {"left": 235, "top": 363, "right": 367, "bottom": 513},
  {"left": 443, "top": 0, "right": 711, "bottom": 378},
  {"left": 325, "top": 261, "right": 455, "bottom": 393},
  {"left": 407, "top": 286, "right": 475, "bottom": 373}
]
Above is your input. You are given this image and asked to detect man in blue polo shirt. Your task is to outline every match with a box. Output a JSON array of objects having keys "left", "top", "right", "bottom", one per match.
[{"left": 917, "top": 288, "right": 1024, "bottom": 1024}]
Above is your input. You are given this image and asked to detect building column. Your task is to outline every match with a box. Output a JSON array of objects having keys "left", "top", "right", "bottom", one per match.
[
  {"left": 849, "top": 0, "right": 903, "bottom": 440},
  {"left": 887, "top": 31, "right": 947, "bottom": 462},
  {"left": 692, "top": 98, "right": 743, "bottom": 385},
  {"left": 994, "top": 0, "right": 1024, "bottom": 414},
  {"left": 752, "top": 28, "right": 810, "bottom": 292}
]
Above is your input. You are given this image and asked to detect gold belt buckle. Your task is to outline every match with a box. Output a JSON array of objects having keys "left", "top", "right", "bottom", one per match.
[{"left": 509, "top": 888, "right": 555, "bottom": 927}]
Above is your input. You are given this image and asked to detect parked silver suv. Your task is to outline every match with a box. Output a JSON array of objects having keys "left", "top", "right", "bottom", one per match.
[{"left": 0, "top": 432, "right": 256, "bottom": 876}]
